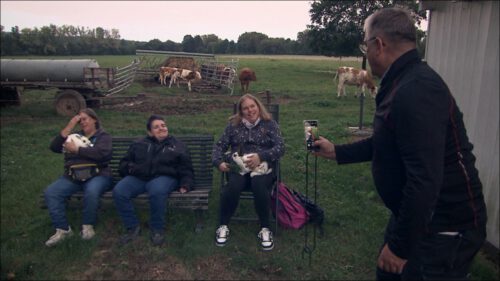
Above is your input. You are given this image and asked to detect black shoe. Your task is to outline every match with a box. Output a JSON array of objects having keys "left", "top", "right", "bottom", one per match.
[
  {"left": 119, "top": 225, "right": 140, "bottom": 245},
  {"left": 150, "top": 230, "right": 165, "bottom": 246}
]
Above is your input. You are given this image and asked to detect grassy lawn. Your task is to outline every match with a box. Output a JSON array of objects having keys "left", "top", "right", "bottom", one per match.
[{"left": 1, "top": 55, "right": 498, "bottom": 280}]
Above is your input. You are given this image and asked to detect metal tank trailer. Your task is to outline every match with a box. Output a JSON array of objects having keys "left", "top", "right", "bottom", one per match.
[{"left": 0, "top": 58, "right": 139, "bottom": 116}]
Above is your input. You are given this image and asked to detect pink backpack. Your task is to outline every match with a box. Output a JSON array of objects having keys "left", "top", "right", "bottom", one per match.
[{"left": 271, "top": 182, "right": 309, "bottom": 229}]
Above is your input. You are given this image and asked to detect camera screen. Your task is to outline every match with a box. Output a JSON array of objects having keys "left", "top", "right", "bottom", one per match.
[{"left": 303, "top": 120, "right": 318, "bottom": 151}]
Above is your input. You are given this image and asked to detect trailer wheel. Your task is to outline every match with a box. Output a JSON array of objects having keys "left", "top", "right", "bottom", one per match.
[{"left": 54, "top": 90, "right": 86, "bottom": 116}]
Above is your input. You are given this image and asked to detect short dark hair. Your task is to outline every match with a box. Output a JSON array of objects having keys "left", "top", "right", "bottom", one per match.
[
  {"left": 365, "top": 7, "right": 417, "bottom": 44},
  {"left": 146, "top": 115, "right": 165, "bottom": 131}
]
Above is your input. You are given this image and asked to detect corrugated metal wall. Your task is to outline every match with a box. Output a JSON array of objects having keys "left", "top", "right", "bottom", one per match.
[{"left": 424, "top": 1, "right": 499, "bottom": 248}]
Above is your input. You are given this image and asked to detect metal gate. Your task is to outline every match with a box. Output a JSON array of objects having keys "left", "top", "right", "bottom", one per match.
[{"left": 135, "top": 50, "right": 238, "bottom": 94}]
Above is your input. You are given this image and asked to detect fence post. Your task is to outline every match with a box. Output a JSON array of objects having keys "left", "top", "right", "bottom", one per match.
[{"left": 358, "top": 56, "right": 367, "bottom": 129}]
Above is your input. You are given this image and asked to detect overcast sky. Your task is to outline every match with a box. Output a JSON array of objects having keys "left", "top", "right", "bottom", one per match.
[{"left": 1, "top": 1, "right": 314, "bottom": 42}]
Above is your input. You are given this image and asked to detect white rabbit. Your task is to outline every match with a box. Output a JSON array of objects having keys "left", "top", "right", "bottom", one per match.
[{"left": 232, "top": 152, "right": 272, "bottom": 177}]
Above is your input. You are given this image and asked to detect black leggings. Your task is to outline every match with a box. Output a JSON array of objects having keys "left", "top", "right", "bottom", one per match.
[{"left": 219, "top": 172, "right": 275, "bottom": 228}]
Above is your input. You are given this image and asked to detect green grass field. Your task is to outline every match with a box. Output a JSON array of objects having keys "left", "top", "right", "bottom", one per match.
[{"left": 1, "top": 55, "right": 498, "bottom": 280}]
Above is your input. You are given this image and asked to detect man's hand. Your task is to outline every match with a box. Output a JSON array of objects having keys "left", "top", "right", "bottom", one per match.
[
  {"left": 377, "top": 243, "right": 407, "bottom": 274},
  {"left": 312, "top": 136, "right": 336, "bottom": 160},
  {"left": 179, "top": 186, "right": 188, "bottom": 193}
]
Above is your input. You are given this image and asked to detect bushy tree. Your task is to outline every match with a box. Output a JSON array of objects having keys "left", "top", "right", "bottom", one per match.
[
  {"left": 237, "top": 32, "right": 268, "bottom": 54},
  {"left": 308, "top": 0, "right": 426, "bottom": 57}
]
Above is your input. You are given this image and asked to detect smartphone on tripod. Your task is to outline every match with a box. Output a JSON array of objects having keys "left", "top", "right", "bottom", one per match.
[{"left": 303, "top": 120, "right": 319, "bottom": 151}]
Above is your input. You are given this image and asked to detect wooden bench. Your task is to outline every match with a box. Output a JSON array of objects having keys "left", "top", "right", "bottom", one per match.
[{"left": 40, "top": 134, "right": 214, "bottom": 232}]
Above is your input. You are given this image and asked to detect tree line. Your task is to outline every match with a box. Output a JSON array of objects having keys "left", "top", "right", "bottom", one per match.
[
  {"left": 0, "top": 25, "right": 316, "bottom": 56},
  {"left": 0, "top": 1, "right": 426, "bottom": 57}
]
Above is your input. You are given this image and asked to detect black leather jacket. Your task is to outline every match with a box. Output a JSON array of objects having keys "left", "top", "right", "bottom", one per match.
[
  {"left": 119, "top": 135, "right": 194, "bottom": 191},
  {"left": 335, "top": 49, "right": 487, "bottom": 259}
]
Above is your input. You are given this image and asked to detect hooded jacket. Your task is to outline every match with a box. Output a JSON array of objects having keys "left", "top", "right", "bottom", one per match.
[{"left": 119, "top": 135, "right": 194, "bottom": 191}]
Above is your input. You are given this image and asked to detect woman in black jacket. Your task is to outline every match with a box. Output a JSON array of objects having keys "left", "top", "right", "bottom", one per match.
[
  {"left": 44, "top": 108, "right": 113, "bottom": 247},
  {"left": 113, "top": 115, "right": 194, "bottom": 246}
]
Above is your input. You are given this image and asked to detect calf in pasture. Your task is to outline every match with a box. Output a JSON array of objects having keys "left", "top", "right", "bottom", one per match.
[
  {"left": 158, "top": 66, "right": 179, "bottom": 86},
  {"left": 238, "top": 67, "right": 256, "bottom": 93},
  {"left": 170, "top": 69, "right": 202, "bottom": 92},
  {"left": 334, "top": 66, "right": 377, "bottom": 98}
]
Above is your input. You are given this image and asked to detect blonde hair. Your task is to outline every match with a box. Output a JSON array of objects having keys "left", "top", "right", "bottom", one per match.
[{"left": 230, "top": 93, "right": 272, "bottom": 126}]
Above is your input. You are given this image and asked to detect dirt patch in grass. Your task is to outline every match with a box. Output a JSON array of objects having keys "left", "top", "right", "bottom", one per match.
[
  {"left": 100, "top": 92, "right": 237, "bottom": 116},
  {"left": 99, "top": 90, "right": 290, "bottom": 116},
  {"left": 67, "top": 217, "right": 237, "bottom": 280},
  {"left": 67, "top": 215, "right": 286, "bottom": 280}
]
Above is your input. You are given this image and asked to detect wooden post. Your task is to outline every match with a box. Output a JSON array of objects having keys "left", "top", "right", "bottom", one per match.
[{"left": 358, "top": 56, "right": 367, "bottom": 130}]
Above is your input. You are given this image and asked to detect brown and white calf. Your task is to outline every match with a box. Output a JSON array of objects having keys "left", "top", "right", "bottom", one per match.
[
  {"left": 170, "top": 69, "right": 202, "bottom": 92},
  {"left": 158, "top": 66, "right": 179, "bottom": 86},
  {"left": 334, "top": 66, "right": 377, "bottom": 98}
]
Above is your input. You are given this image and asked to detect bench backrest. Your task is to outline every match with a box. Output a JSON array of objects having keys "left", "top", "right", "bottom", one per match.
[{"left": 110, "top": 135, "right": 214, "bottom": 190}]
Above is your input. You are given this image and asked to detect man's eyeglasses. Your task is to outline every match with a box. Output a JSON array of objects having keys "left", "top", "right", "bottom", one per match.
[{"left": 359, "top": 37, "right": 377, "bottom": 54}]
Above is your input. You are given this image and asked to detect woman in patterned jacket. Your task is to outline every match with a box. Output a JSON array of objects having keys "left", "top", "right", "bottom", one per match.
[{"left": 212, "top": 93, "right": 285, "bottom": 251}]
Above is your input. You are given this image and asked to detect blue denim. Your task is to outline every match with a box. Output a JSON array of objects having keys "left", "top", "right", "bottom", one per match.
[
  {"left": 113, "top": 175, "right": 178, "bottom": 232},
  {"left": 44, "top": 175, "right": 113, "bottom": 229}
]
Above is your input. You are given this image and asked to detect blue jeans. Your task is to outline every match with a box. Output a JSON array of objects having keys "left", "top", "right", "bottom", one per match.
[
  {"left": 44, "top": 175, "right": 113, "bottom": 230},
  {"left": 113, "top": 175, "right": 178, "bottom": 232}
]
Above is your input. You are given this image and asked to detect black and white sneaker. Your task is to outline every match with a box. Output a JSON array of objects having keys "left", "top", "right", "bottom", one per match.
[
  {"left": 215, "top": 225, "right": 229, "bottom": 247},
  {"left": 258, "top": 227, "right": 274, "bottom": 251}
]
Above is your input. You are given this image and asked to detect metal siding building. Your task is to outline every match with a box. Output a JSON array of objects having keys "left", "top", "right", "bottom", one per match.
[{"left": 421, "top": 1, "right": 499, "bottom": 248}]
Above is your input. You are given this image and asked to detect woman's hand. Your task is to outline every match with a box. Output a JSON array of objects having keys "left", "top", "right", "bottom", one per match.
[
  {"left": 63, "top": 138, "right": 79, "bottom": 154},
  {"left": 61, "top": 114, "right": 81, "bottom": 138},
  {"left": 244, "top": 154, "right": 261, "bottom": 170},
  {"left": 179, "top": 186, "right": 188, "bottom": 193},
  {"left": 218, "top": 162, "right": 230, "bottom": 172}
]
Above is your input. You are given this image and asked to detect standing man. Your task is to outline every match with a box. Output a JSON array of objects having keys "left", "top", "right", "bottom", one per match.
[{"left": 313, "top": 7, "right": 487, "bottom": 280}]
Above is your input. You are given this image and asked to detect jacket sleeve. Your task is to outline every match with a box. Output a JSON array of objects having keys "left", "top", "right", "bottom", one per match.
[
  {"left": 78, "top": 133, "right": 112, "bottom": 162},
  {"left": 177, "top": 145, "right": 194, "bottom": 191},
  {"left": 49, "top": 134, "right": 67, "bottom": 153},
  {"left": 212, "top": 124, "right": 232, "bottom": 168},
  {"left": 387, "top": 81, "right": 450, "bottom": 259},
  {"left": 335, "top": 137, "right": 373, "bottom": 164},
  {"left": 257, "top": 120, "right": 285, "bottom": 163}
]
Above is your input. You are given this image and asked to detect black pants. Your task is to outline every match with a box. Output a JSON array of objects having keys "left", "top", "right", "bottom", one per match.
[
  {"left": 219, "top": 172, "right": 275, "bottom": 228},
  {"left": 376, "top": 215, "right": 486, "bottom": 281}
]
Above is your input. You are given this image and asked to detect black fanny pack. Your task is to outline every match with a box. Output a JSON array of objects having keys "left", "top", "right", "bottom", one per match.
[{"left": 68, "top": 164, "right": 99, "bottom": 182}]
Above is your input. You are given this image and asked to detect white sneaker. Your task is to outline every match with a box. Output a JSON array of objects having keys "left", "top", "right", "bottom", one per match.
[
  {"left": 215, "top": 225, "right": 229, "bottom": 247},
  {"left": 80, "top": 224, "right": 95, "bottom": 240},
  {"left": 45, "top": 227, "right": 73, "bottom": 247},
  {"left": 258, "top": 227, "right": 274, "bottom": 251}
]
